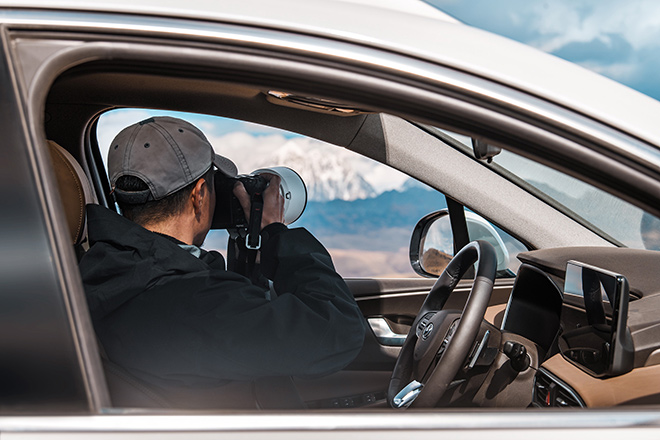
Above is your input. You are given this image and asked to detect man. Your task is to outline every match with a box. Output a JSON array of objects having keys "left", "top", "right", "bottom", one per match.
[{"left": 79, "top": 116, "right": 366, "bottom": 407}]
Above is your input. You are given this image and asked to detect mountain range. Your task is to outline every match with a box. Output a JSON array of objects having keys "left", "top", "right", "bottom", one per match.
[
  {"left": 211, "top": 132, "right": 408, "bottom": 201},
  {"left": 295, "top": 186, "right": 446, "bottom": 251}
]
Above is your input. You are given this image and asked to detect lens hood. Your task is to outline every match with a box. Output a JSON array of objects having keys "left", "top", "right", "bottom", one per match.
[{"left": 253, "top": 166, "right": 307, "bottom": 225}]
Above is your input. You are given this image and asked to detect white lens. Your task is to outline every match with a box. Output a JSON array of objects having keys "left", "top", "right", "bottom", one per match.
[{"left": 253, "top": 167, "right": 307, "bottom": 225}]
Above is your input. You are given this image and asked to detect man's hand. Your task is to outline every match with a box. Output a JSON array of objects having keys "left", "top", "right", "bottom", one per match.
[{"left": 233, "top": 173, "right": 285, "bottom": 230}]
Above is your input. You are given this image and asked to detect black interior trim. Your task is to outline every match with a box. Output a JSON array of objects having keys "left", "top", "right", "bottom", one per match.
[{"left": 447, "top": 197, "right": 469, "bottom": 255}]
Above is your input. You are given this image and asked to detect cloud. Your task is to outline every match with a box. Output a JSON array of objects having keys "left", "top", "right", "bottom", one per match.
[
  {"left": 528, "top": 1, "right": 660, "bottom": 52},
  {"left": 550, "top": 33, "right": 633, "bottom": 65},
  {"left": 624, "top": 46, "right": 660, "bottom": 100},
  {"left": 237, "top": 121, "right": 300, "bottom": 138},
  {"left": 96, "top": 109, "right": 155, "bottom": 165},
  {"left": 428, "top": 0, "right": 660, "bottom": 100}
]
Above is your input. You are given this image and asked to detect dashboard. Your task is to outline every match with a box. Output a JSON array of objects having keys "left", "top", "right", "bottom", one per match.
[{"left": 502, "top": 246, "right": 660, "bottom": 407}]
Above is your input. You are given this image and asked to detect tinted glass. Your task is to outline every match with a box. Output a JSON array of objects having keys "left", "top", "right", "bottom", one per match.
[{"left": 427, "top": 127, "right": 660, "bottom": 249}]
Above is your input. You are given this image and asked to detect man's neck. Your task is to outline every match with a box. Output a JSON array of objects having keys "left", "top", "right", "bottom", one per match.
[{"left": 143, "top": 217, "right": 195, "bottom": 246}]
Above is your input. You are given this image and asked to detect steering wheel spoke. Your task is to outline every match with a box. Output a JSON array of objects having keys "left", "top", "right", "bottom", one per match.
[{"left": 413, "top": 311, "right": 462, "bottom": 380}]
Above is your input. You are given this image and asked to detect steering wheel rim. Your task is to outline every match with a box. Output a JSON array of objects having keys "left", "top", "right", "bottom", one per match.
[{"left": 388, "top": 240, "right": 498, "bottom": 408}]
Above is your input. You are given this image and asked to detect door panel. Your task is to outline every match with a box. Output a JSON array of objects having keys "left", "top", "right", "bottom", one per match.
[
  {"left": 351, "top": 277, "right": 514, "bottom": 366},
  {"left": 293, "top": 277, "right": 514, "bottom": 407}
]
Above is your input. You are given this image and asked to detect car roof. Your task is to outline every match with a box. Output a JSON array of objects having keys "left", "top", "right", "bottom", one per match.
[{"left": 3, "top": 0, "right": 660, "bottom": 149}]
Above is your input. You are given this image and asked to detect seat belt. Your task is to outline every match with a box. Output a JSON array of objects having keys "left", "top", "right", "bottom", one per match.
[
  {"left": 227, "top": 189, "right": 267, "bottom": 286},
  {"left": 447, "top": 197, "right": 475, "bottom": 278},
  {"left": 447, "top": 197, "right": 470, "bottom": 253}
]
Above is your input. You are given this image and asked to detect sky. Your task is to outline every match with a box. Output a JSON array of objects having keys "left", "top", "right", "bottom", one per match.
[{"left": 427, "top": 0, "right": 660, "bottom": 101}]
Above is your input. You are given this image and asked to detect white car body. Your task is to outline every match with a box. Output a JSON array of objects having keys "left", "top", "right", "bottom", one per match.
[{"left": 1, "top": 0, "right": 659, "bottom": 438}]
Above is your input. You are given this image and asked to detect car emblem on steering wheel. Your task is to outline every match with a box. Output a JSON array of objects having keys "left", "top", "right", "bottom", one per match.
[{"left": 422, "top": 323, "right": 434, "bottom": 340}]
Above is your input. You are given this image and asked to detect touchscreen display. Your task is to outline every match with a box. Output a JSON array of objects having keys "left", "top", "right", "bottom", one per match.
[{"left": 561, "top": 261, "right": 633, "bottom": 377}]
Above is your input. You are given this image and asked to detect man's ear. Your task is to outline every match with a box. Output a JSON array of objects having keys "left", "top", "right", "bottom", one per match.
[{"left": 191, "top": 178, "right": 207, "bottom": 215}]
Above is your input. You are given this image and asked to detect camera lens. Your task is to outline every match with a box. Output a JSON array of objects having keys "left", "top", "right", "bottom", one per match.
[{"left": 253, "top": 167, "right": 307, "bottom": 225}]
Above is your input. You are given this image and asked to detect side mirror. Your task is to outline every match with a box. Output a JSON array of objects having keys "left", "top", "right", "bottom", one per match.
[{"left": 410, "top": 209, "right": 511, "bottom": 277}]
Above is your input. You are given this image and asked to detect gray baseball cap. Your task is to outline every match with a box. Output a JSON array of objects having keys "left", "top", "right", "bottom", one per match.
[{"left": 108, "top": 116, "right": 237, "bottom": 204}]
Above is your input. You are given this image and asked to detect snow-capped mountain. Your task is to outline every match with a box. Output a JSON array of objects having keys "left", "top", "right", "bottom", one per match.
[
  {"left": 399, "top": 177, "right": 434, "bottom": 192},
  {"left": 210, "top": 133, "right": 394, "bottom": 202},
  {"left": 267, "top": 140, "right": 377, "bottom": 202}
]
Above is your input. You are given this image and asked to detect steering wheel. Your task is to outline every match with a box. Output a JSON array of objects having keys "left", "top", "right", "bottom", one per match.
[{"left": 388, "top": 240, "right": 497, "bottom": 408}]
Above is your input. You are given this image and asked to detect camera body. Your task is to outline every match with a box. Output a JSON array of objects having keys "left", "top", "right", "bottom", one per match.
[
  {"left": 211, "top": 174, "right": 267, "bottom": 230},
  {"left": 211, "top": 166, "right": 307, "bottom": 230}
]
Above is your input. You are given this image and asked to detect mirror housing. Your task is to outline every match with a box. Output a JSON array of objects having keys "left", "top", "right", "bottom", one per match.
[
  {"left": 410, "top": 209, "right": 511, "bottom": 277},
  {"left": 472, "top": 138, "right": 501, "bottom": 163}
]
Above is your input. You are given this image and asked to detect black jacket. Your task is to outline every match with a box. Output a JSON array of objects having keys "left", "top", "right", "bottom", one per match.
[{"left": 80, "top": 205, "right": 365, "bottom": 393}]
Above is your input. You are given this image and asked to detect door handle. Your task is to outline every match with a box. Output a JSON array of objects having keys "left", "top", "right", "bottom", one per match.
[{"left": 367, "top": 318, "right": 407, "bottom": 346}]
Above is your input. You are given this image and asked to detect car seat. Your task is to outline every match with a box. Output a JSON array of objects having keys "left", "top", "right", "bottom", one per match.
[
  {"left": 47, "top": 140, "right": 97, "bottom": 256},
  {"left": 48, "top": 139, "right": 174, "bottom": 408}
]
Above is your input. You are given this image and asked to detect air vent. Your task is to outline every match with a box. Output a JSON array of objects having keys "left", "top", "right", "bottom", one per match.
[{"left": 533, "top": 368, "right": 585, "bottom": 408}]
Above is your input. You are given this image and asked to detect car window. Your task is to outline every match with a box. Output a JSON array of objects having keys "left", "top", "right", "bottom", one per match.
[
  {"left": 97, "top": 109, "right": 450, "bottom": 278},
  {"left": 426, "top": 127, "right": 660, "bottom": 250}
]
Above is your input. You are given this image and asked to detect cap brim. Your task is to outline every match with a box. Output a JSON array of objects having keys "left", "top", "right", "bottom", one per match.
[{"left": 213, "top": 153, "right": 238, "bottom": 177}]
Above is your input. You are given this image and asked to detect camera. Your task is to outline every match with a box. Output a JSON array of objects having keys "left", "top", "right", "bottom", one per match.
[{"left": 211, "top": 166, "right": 307, "bottom": 230}]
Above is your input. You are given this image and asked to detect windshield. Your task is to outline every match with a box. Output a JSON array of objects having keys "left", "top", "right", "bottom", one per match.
[{"left": 428, "top": 128, "right": 660, "bottom": 250}]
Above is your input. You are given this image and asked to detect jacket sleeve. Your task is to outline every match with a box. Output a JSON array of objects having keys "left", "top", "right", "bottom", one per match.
[
  {"left": 255, "top": 223, "right": 368, "bottom": 376},
  {"left": 213, "top": 224, "right": 367, "bottom": 379}
]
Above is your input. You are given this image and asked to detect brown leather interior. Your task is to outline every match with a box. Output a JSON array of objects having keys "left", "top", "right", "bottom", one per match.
[
  {"left": 542, "top": 354, "right": 660, "bottom": 407},
  {"left": 485, "top": 303, "right": 506, "bottom": 328},
  {"left": 47, "top": 140, "right": 95, "bottom": 245}
]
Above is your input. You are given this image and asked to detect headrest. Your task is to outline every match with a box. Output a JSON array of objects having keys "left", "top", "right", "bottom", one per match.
[{"left": 48, "top": 140, "right": 96, "bottom": 245}]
